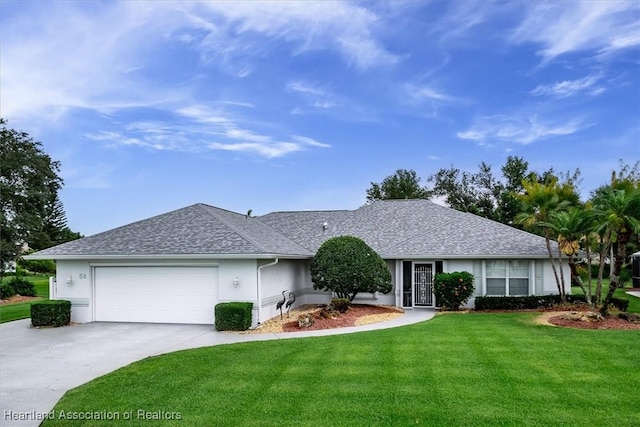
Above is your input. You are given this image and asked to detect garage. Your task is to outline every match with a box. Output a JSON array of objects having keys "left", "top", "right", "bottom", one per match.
[{"left": 94, "top": 266, "right": 218, "bottom": 324}]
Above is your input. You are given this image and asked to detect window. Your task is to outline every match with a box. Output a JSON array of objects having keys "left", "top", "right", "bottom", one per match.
[{"left": 485, "top": 260, "right": 530, "bottom": 296}]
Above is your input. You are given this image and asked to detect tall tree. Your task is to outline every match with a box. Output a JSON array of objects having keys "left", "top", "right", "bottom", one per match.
[
  {"left": 427, "top": 156, "right": 580, "bottom": 226},
  {"left": 29, "top": 194, "right": 82, "bottom": 250},
  {"left": 0, "top": 119, "right": 64, "bottom": 275},
  {"left": 539, "top": 206, "right": 596, "bottom": 305},
  {"left": 591, "top": 179, "right": 640, "bottom": 315},
  {"left": 366, "top": 169, "right": 430, "bottom": 202},
  {"left": 515, "top": 178, "right": 579, "bottom": 302}
]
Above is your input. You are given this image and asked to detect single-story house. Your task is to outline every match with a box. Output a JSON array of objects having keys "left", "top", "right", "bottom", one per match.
[{"left": 26, "top": 199, "right": 569, "bottom": 325}]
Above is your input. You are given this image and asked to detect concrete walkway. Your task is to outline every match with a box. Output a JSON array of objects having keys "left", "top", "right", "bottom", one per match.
[
  {"left": 0, "top": 309, "right": 435, "bottom": 427},
  {"left": 626, "top": 291, "right": 640, "bottom": 298}
]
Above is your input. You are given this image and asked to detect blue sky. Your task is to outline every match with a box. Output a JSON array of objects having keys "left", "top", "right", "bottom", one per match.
[{"left": 1, "top": 1, "right": 639, "bottom": 236}]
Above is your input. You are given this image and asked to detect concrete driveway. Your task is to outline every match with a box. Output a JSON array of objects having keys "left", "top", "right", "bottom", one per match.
[{"left": 0, "top": 310, "right": 435, "bottom": 426}]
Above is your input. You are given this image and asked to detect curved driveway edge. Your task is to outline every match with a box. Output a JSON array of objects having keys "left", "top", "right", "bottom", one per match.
[{"left": 0, "top": 309, "right": 435, "bottom": 427}]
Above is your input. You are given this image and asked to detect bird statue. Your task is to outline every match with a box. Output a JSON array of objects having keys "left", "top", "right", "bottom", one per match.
[
  {"left": 275, "top": 290, "right": 287, "bottom": 319},
  {"left": 285, "top": 292, "right": 296, "bottom": 317}
]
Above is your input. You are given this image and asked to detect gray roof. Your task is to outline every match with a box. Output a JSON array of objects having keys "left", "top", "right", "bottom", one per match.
[
  {"left": 259, "top": 199, "right": 552, "bottom": 258},
  {"left": 29, "top": 199, "right": 552, "bottom": 259},
  {"left": 31, "top": 204, "right": 312, "bottom": 258}
]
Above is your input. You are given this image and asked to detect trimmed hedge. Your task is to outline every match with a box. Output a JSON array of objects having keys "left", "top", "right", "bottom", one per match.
[
  {"left": 31, "top": 300, "right": 71, "bottom": 327},
  {"left": 215, "top": 302, "right": 253, "bottom": 331},
  {"left": 475, "top": 294, "right": 629, "bottom": 312}
]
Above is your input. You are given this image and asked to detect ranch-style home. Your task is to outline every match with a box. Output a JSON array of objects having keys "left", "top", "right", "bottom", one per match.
[{"left": 26, "top": 199, "right": 568, "bottom": 326}]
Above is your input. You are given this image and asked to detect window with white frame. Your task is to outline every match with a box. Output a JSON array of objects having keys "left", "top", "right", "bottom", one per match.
[{"left": 485, "top": 260, "right": 530, "bottom": 296}]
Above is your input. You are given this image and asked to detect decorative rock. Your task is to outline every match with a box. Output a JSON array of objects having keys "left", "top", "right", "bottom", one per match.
[
  {"left": 298, "top": 313, "right": 315, "bottom": 328},
  {"left": 562, "top": 312, "right": 583, "bottom": 321},
  {"left": 319, "top": 306, "right": 340, "bottom": 319},
  {"left": 583, "top": 311, "right": 604, "bottom": 322},
  {"left": 561, "top": 311, "right": 604, "bottom": 322}
]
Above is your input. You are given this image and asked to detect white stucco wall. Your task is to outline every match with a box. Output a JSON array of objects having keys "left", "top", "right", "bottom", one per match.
[
  {"left": 55, "top": 260, "right": 93, "bottom": 323},
  {"left": 259, "top": 259, "right": 321, "bottom": 322},
  {"left": 539, "top": 259, "right": 572, "bottom": 295},
  {"left": 53, "top": 256, "right": 572, "bottom": 324},
  {"left": 55, "top": 258, "right": 259, "bottom": 324}
]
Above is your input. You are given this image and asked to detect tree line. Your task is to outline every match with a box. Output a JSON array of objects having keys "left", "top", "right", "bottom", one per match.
[
  {"left": 366, "top": 159, "right": 640, "bottom": 316},
  {"left": 0, "top": 118, "right": 81, "bottom": 277}
]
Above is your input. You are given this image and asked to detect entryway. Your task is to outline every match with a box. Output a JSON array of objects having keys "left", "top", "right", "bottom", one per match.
[{"left": 402, "top": 261, "right": 443, "bottom": 308}]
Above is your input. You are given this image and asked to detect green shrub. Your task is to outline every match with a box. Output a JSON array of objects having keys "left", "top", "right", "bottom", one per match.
[
  {"left": 619, "top": 268, "right": 632, "bottom": 288},
  {"left": 1, "top": 282, "right": 16, "bottom": 299},
  {"left": 331, "top": 298, "right": 351, "bottom": 313},
  {"left": 31, "top": 300, "right": 71, "bottom": 327},
  {"left": 474, "top": 294, "right": 629, "bottom": 312},
  {"left": 433, "top": 271, "right": 474, "bottom": 311},
  {"left": 610, "top": 297, "right": 629, "bottom": 312},
  {"left": 590, "top": 264, "right": 610, "bottom": 279},
  {"left": 310, "top": 235, "right": 392, "bottom": 301},
  {"left": 475, "top": 295, "right": 564, "bottom": 310},
  {"left": 215, "top": 302, "right": 253, "bottom": 331},
  {"left": 17, "top": 258, "right": 56, "bottom": 274},
  {"left": 7, "top": 276, "right": 37, "bottom": 297}
]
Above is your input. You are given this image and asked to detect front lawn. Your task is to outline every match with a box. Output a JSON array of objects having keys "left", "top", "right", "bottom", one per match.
[
  {"left": 0, "top": 275, "right": 50, "bottom": 323},
  {"left": 571, "top": 280, "right": 640, "bottom": 313},
  {"left": 47, "top": 313, "right": 639, "bottom": 426}
]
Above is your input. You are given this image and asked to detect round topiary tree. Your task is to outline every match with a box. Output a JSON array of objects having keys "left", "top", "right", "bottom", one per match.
[{"left": 310, "top": 235, "right": 392, "bottom": 301}]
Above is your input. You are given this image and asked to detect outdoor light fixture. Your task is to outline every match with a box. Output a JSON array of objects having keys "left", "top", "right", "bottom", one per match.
[
  {"left": 66, "top": 275, "right": 73, "bottom": 285},
  {"left": 232, "top": 277, "right": 240, "bottom": 288}
]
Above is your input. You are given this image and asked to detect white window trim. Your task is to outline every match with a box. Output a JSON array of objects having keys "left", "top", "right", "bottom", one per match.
[{"left": 482, "top": 260, "right": 532, "bottom": 296}]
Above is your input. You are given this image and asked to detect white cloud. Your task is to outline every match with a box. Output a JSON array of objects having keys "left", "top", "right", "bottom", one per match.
[
  {"left": 285, "top": 81, "right": 328, "bottom": 97},
  {"left": 531, "top": 73, "right": 604, "bottom": 98},
  {"left": 457, "top": 114, "right": 591, "bottom": 145},
  {"left": 208, "top": 142, "right": 301, "bottom": 158},
  {"left": 430, "top": 1, "right": 508, "bottom": 43},
  {"left": 188, "top": 1, "right": 398, "bottom": 70},
  {"left": 291, "top": 135, "right": 331, "bottom": 148},
  {"left": 512, "top": 1, "right": 640, "bottom": 63},
  {"left": 405, "top": 83, "right": 458, "bottom": 103},
  {"left": 83, "top": 103, "right": 331, "bottom": 159}
]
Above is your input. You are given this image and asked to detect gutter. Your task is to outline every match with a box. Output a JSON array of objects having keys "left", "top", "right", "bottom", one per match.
[{"left": 256, "top": 258, "right": 279, "bottom": 325}]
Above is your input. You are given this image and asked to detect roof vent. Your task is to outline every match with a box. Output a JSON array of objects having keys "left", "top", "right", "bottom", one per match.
[{"left": 322, "top": 222, "right": 328, "bottom": 231}]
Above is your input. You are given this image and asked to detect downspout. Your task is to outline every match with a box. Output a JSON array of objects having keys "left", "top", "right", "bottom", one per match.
[{"left": 256, "top": 258, "right": 279, "bottom": 325}]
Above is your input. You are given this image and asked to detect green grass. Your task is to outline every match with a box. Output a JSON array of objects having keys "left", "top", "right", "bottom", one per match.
[
  {"left": 46, "top": 313, "right": 639, "bottom": 426},
  {"left": 0, "top": 275, "right": 50, "bottom": 323},
  {"left": 572, "top": 278, "right": 640, "bottom": 313}
]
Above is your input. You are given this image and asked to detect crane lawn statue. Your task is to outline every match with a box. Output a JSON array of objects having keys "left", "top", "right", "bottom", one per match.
[
  {"left": 285, "top": 291, "right": 296, "bottom": 317},
  {"left": 276, "top": 290, "right": 287, "bottom": 319}
]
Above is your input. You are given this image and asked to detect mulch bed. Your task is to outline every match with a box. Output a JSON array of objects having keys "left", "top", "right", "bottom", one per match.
[
  {"left": 474, "top": 299, "right": 640, "bottom": 330},
  {"left": 547, "top": 314, "right": 640, "bottom": 330},
  {"left": 281, "top": 304, "right": 401, "bottom": 332},
  {"left": 0, "top": 295, "right": 41, "bottom": 305}
]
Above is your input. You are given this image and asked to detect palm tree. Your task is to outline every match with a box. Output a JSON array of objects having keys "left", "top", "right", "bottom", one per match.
[
  {"left": 515, "top": 179, "right": 575, "bottom": 302},
  {"left": 591, "top": 185, "right": 640, "bottom": 316},
  {"left": 539, "top": 207, "right": 596, "bottom": 305}
]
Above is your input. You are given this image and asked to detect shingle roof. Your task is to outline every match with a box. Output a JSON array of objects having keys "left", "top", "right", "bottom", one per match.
[
  {"left": 31, "top": 204, "right": 312, "bottom": 257},
  {"left": 259, "top": 199, "right": 552, "bottom": 258},
  {"left": 30, "top": 199, "right": 552, "bottom": 259}
]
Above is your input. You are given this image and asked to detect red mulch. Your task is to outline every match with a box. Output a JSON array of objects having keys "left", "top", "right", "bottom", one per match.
[
  {"left": 0, "top": 295, "right": 41, "bottom": 305},
  {"left": 548, "top": 314, "right": 640, "bottom": 330},
  {"left": 282, "top": 304, "right": 399, "bottom": 332}
]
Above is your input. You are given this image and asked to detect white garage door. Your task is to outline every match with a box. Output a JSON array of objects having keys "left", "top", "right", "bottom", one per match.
[{"left": 94, "top": 266, "right": 218, "bottom": 324}]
